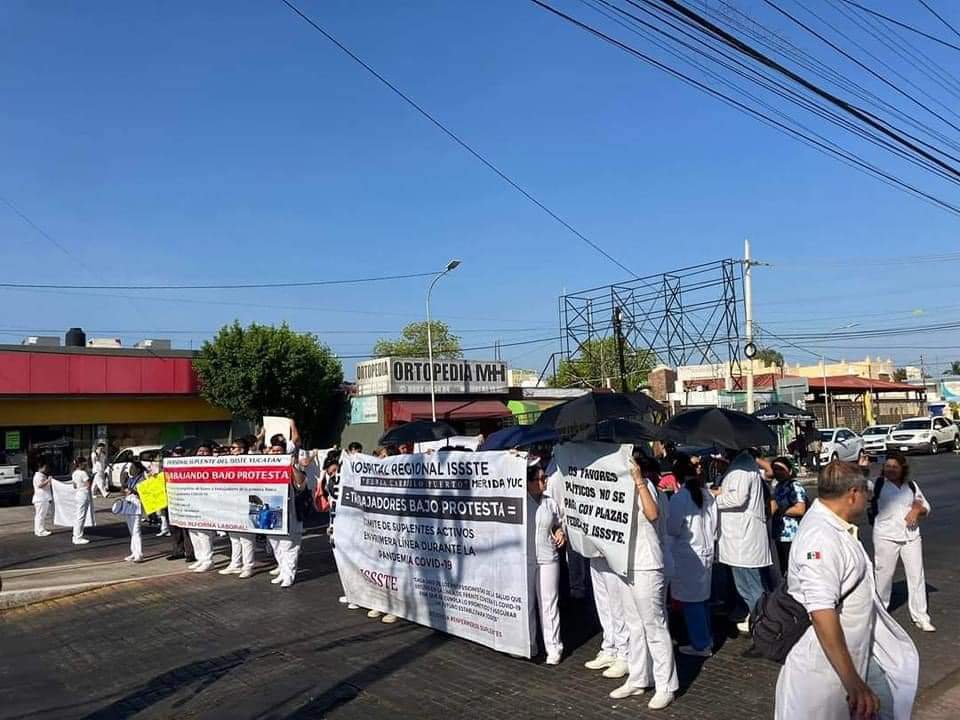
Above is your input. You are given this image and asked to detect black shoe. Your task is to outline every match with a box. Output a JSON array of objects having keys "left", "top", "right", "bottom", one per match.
[{"left": 167, "top": 553, "right": 185, "bottom": 561}]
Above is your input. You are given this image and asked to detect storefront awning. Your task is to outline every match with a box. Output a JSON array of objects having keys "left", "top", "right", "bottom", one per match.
[{"left": 390, "top": 399, "right": 512, "bottom": 422}]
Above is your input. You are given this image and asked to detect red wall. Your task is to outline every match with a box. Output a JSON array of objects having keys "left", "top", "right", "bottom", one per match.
[{"left": 0, "top": 351, "right": 198, "bottom": 395}]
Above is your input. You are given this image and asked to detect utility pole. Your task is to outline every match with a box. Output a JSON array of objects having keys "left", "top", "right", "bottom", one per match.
[
  {"left": 613, "top": 306, "right": 628, "bottom": 393},
  {"left": 744, "top": 239, "right": 755, "bottom": 413}
]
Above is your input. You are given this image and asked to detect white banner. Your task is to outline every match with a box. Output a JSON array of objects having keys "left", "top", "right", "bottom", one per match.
[
  {"left": 52, "top": 480, "right": 96, "bottom": 528},
  {"left": 355, "top": 357, "right": 508, "bottom": 395},
  {"left": 334, "top": 451, "right": 532, "bottom": 657},
  {"left": 551, "top": 442, "right": 636, "bottom": 576},
  {"left": 163, "top": 455, "right": 291, "bottom": 535}
]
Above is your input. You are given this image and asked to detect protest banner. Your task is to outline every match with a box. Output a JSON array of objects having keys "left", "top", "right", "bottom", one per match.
[
  {"left": 164, "top": 455, "right": 291, "bottom": 534},
  {"left": 137, "top": 473, "right": 168, "bottom": 515},
  {"left": 52, "top": 479, "right": 95, "bottom": 528},
  {"left": 551, "top": 442, "right": 636, "bottom": 576},
  {"left": 334, "top": 451, "right": 532, "bottom": 657}
]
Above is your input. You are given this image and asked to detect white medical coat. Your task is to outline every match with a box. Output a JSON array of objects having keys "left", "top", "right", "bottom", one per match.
[
  {"left": 667, "top": 488, "right": 718, "bottom": 602},
  {"left": 872, "top": 478, "right": 930, "bottom": 543},
  {"left": 715, "top": 452, "right": 772, "bottom": 568},
  {"left": 775, "top": 500, "right": 918, "bottom": 720}
]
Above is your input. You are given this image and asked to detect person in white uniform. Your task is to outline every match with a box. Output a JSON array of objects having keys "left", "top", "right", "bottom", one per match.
[
  {"left": 527, "top": 463, "right": 565, "bottom": 664},
  {"left": 609, "top": 457, "right": 678, "bottom": 711},
  {"left": 775, "top": 460, "right": 919, "bottom": 720},
  {"left": 220, "top": 438, "right": 256, "bottom": 579},
  {"left": 188, "top": 443, "right": 217, "bottom": 572},
  {"left": 870, "top": 452, "right": 934, "bottom": 632},
  {"left": 267, "top": 442, "right": 307, "bottom": 589},
  {"left": 711, "top": 450, "right": 773, "bottom": 633},
  {"left": 32, "top": 461, "right": 54, "bottom": 537},
  {"left": 90, "top": 442, "right": 110, "bottom": 499},
  {"left": 123, "top": 461, "right": 146, "bottom": 562},
  {"left": 71, "top": 457, "right": 93, "bottom": 545},
  {"left": 668, "top": 455, "right": 718, "bottom": 657}
]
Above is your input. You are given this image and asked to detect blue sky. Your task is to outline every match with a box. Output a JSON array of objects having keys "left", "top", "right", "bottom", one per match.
[{"left": 2, "top": 0, "right": 960, "bottom": 378}]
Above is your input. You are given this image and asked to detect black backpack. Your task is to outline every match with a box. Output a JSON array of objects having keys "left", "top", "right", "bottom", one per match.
[
  {"left": 748, "top": 579, "right": 811, "bottom": 663},
  {"left": 867, "top": 477, "right": 916, "bottom": 525}
]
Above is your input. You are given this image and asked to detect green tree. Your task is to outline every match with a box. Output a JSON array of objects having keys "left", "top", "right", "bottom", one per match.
[
  {"left": 194, "top": 322, "right": 343, "bottom": 441},
  {"left": 893, "top": 367, "right": 908, "bottom": 382},
  {"left": 942, "top": 361, "right": 960, "bottom": 376},
  {"left": 373, "top": 321, "right": 462, "bottom": 358},
  {"left": 549, "top": 337, "right": 655, "bottom": 391},
  {"left": 756, "top": 347, "right": 784, "bottom": 369}
]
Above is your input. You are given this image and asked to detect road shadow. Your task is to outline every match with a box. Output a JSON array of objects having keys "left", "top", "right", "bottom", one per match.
[{"left": 889, "top": 580, "right": 939, "bottom": 614}]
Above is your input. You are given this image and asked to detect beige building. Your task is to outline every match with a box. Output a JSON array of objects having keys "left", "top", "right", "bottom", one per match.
[{"left": 783, "top": 356, "right": 895, "bottom": 381}]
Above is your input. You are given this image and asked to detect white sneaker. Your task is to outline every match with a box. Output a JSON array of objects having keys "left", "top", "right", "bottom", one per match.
[
  {"left": 72, "top": 538, "right": 90, "bottom": 545},
  {"left": 124, "top": 554, "right": 135, "bottom": 562},
  {"left": 271, "top": 575, "right": 284, "bottom": 585},
  {"left": 218, "top": 566, "right": 241, "bottom": 576},
  {"left": 280, "top": 578, "right": 293, "bottom": 588},
  {"left": 347, "top": 604, "right": 359, "bottom": 610},
  {"left": 584, "top": 653, "right": 617, "bottom": 670},
  {"left": 132, "top": 556, "right": 144, "bottom": 563},
  {"left": 156, "top": 530, "right": 170, "bottom": 537},
  {"left": 338, "top": 595, "right": 349, "bottom": 604},
  {"left": 187, "top": 561, "right": 200, "bottom": 570},
  {"left": 915, "top": 619, "right": 936, "bottom": 632},
  {"left": 192, "top": 562, "right": 213, "bottom": 573},
  {"left": 238, "top": 569, "right": 254, "bottom": 579},
  {"left": 545, "top": 653, "right": 562, "bottom": 666},
  {"left": 609, "top": 683, "right": 646, "bottom": 700},
  {"left": 381, "top": 614, "right": 398, "bottom": 624},
  {"left": 367, "top": 609, "right": 383, "bottom": 619},
  {"left": 36, "top": 531, "right": 52, "bottom": 537},
  {"left": 679, "top": 644, "right": 713, "bottom": 657},
  {"left": 647, "top": 691, "right": 675, "bottom": 710},
  {"left": 269, "top": 567, "right": 281, "bottom": 576},
  {"left": 602, "top": 659, "right": 629, "bottom": 679},
  {"left": 736, "top": 619, "right": 751, "bottom": 634}
]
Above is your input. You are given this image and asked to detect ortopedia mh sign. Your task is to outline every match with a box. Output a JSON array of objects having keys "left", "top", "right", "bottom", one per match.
[{"left": 356, "top": 358, "right": 508, "bottom": 396}]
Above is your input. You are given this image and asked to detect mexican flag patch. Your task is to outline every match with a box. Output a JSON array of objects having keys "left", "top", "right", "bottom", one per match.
[{"left": 806, "top": 551, "right": 822, "bottom": 560}]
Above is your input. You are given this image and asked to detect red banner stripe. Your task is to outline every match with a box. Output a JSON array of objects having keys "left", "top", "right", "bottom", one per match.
[{"left": 165, "top": 467, "right": 292, "bottom": 484}]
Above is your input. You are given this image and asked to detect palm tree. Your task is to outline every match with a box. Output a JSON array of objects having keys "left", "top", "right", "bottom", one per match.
[{"left": 942, "top": 361, "right": 960, "bottom": 376}]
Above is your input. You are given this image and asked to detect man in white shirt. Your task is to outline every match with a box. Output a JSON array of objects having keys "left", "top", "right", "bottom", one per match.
[
  {"left": 870, "top": 452, "right": 934, "bottom": 632},
  {"left": 710, "top": 450, "right": 773, "bottom": 632},
  {"left": 32, "top": 462, "right": 53, "bottom": 537},
  {"left": 776, "top": 460, "right": 918, "bottom": 720}
]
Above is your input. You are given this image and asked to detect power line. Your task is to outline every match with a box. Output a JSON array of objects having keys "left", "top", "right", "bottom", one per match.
[
  {"left": 917, "top": 0, "right": 960, "bottom": 41},
  {"left": 277, "top": 0, "right": 638, "bottom": 279},
  {"left": 836, "top": 0, "right": 960, "bottom": 52},
  {"left": 0, "top": 271, "right": 444, "bottom": 291}
]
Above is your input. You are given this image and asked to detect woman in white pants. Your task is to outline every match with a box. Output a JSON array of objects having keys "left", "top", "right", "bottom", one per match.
[
  {"left": 123, "top": 461, "right": 146, "bottom": 562},
  {"left": 71, "top": 457, "right": 93, "bottom": 545},
  {"left": 32, "top": 462, "right": 53, "bottom": 537},
  {"left": 584, "top": 556, "right": 630, "bottom": 677},
  {"left": 90, "top": 443, "right": 110, "bottom": 499},
  {"left": 610, "top": 457, "right": 678, "bottom": 711},
  {"left": 872, "top": 452, "right": 935, "bottom": 632},
  {"left": 188, "top": 443, "right": 217, "bottom": 572},
  {"left": 267, "top": 443, "right": 306, "bottom": 588},
  {"left": 220, "top": 438, "right": 256, "bottom": 579},
  {"left": 527, "top": 464, "right": 565, "bottom": 664}
]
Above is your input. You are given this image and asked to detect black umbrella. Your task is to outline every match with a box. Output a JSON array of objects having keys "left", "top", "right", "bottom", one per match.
[
  {"left": 160, "top": 436, "right": 211, "bottom": 454},
  {"left": 752, "top": 402, "right": 815, "bottom": 423},
  {"left": 379, "top": 420, "right": 457, "bottom": 446},
  {"left": 659, "top": 407, "right": 777, "bottom": 451},
  {"left": 534, "top": 391, "right": 666, "bottom": 436},
  {"left": 573, "top": 417, "right": 660, "bottom": 444}
]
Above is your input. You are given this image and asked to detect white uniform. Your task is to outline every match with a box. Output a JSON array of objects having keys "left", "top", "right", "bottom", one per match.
[
  {"left": 872, "top": 479, "right": 931, "bottom": 625},
  {"left": 528, "top": 493, "right": 563, "bottom": 659},
  {"left": 90, "top": 449, "right": 109, "bottom": 498},
  {"left": 590, "top": 556, "right": 630, "bottom": 661},
  {"left": 125, "top": 495, "right": 143, "bottom": 560},
  {"left": 715, "top": 452, "right": 772, "bottom": 568},
  {"left": 189, "top": 528, "right": 215, "bottom": 564},
  {"left": 667, "top": 488, "right": 718, "bottom": 602},
  {"left": 775, "top": 500, "right": 919, "bottom": 720},
  {"left": 617, "top": 479, "right": 679, "bottom": 694},
  {"left": 71, "top": 469, "right": 92, "bottom": 541},
  {"left": 32, "top": 471, "right": 53, "bottom": 536},
  {"left": 268, "top": 493, "right": 303, "bottom": 585},
  {"left": 227, "top": 532, "right": 256, "bottom": 572}
]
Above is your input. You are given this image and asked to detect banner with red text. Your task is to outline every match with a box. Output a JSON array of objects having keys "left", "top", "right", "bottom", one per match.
[
  {"left": 164, "top": 455, "right": 291, "bottom": 535},
  {"left": 333, "top": 451, "right": 532, "bottom": 657}
]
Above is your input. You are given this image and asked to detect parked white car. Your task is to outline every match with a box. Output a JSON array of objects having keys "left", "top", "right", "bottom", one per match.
[
  {"left": 886, "top": 416, "right": 959, "bottom": 455},
  {"left": 109, "top": 445, "right": 162, "bottom": 489},
  {"left": 818, "top": 427, "right": 864, "bottom": 463},
  {"left": 861, "top": 424, "right": 894, "bottom": 456},
  {"left": 0, "top": 463, "right": 22, "bottom": 504}
]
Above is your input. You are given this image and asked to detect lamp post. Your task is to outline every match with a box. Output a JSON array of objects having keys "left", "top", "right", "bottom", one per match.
[
  {"left": 821, "top": 322, "right": 858, "bottom": 427},
  {"left": 426, "top": 259, "right": 461, "bottom": 422}
]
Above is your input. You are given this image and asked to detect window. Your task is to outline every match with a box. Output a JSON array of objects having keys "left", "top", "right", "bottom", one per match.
[
  {"left": 114, "top": 450, "right": 134, "bottom": 464},
  {"left": 934, "top": 418, "right": 947, "bottom": 429}
]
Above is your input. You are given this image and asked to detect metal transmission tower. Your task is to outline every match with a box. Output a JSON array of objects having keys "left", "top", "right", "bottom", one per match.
[{"left": 552, "top": 259, "right": 744, "bottom": 389}]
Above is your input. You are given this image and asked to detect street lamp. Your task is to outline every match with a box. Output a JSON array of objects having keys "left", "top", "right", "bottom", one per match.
[
  {"left": 821, "top": 322, "right": 858, "bottom": 427},
  {"left": 426, "top": 259, "right": 462, "bottom": 422}
]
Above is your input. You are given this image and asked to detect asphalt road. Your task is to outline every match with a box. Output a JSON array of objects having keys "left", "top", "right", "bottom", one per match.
[{"left": 0, "top": 455, "right": 957, "bottom": 719}]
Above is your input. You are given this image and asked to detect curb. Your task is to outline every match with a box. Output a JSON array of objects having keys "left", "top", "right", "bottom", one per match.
[{"left": 0, "top": 569, "right": 192, "bottom": 611}]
